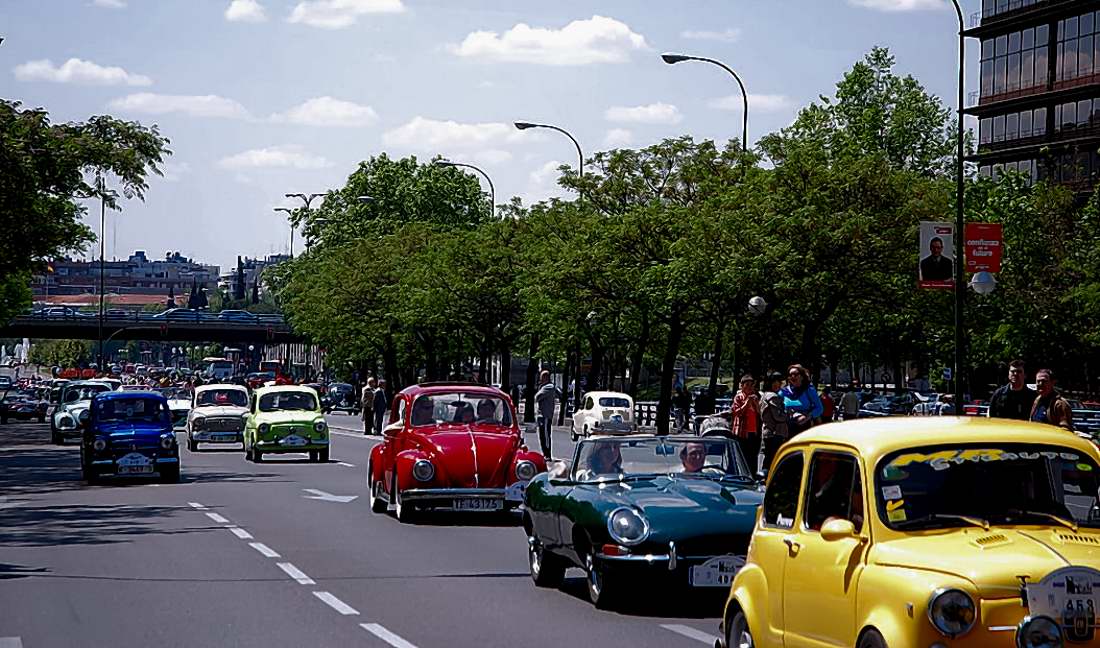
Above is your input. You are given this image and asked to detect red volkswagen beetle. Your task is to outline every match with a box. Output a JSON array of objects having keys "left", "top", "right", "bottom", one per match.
[{"left": 368, "top": 382, "right": 546, "bottom": 522}]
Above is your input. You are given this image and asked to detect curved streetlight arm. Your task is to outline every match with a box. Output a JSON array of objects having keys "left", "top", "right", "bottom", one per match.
[
  {"left": 437, "top": 161, "right": 496, "bottom": 220},
  {"left": 515, "top": 121, "right": 584, "bottom": 185},
  {"left": 663, "top": 53, "right": 749, "bottom": 153}
]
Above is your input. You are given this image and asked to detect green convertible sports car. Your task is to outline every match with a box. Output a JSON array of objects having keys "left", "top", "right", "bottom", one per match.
[{"left": 522, "top": 435, "right": 763, "bottom": 609}]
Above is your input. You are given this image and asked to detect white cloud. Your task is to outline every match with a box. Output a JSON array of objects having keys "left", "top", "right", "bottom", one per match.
[
  {"left": 382, "top": 117, "right": 537, "bottom": 151},
  {"left": 521, "top": 159, "right": 570, "bottom": 204},
  {"left": 848, "top": 0, "right": 943, "bottom": 11},
  {"left": 710, "top": 93, "right": 793, "bottom": 113},
  {"left": 604, "top": 128, "right": 633, "bottom": 147},
  {"left": 271, "top": 96, "right": 378, "bottom": 127},
  {"left": 466, "top": 150, "right": 513, "bottom": 166},
  {"left": 92, "top": 0, "right": 126, "bottom": 8},
  {"left": 680, "top": 28, "right": 741, "bottom": 43},
  {"left": 226, "top": 0, "right": 267, "bottom": 22},
  {"left": 287, "top": 0, "right": 405, "bottom": 29},
  {"left": 14, "top": 58, "right": 151, "bottom": 86},
  {"left": 160, "top": 162, "right": 192, "bottom": 182},
  {"left": 451, "top": 15, "right": 647, "bottom": 66},
  {"left": 108, "top": 93, "right": 250, "bottom": 119},
  {"left": 605, "top": 102, "right": 682, "bottom": 125},
  {"left": 218, "top": 145, "right": 332, "bottom": 170}
]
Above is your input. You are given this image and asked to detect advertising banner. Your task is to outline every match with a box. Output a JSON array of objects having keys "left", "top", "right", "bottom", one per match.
[
  {"left": 919, "top": 221, "right": 955, "bottom": 289},
  {"left": 964, "top": 222, "right": 1003, "bottom": 273}
]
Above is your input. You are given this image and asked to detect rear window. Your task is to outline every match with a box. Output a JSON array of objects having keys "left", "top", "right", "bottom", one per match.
[{"left": 599, "top": 397, "right": 630, "bottom": 408}]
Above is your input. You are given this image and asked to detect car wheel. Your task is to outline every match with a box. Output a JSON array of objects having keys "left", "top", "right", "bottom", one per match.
[
  {"left": 309, "top": 450, "right": 319, "bottom": 462},
  {"left": 529, "top": 535, "right": 565, "bottom": 588},
  {"left": 253, "top": 448, "right": 263, "bottom": 463},
  {"left": 569, "top": 422, "right": 578, "bottom": 442},
  {"left": 727, "top": 610, "right": 754, "bottom": 648},
  {"left": 585, "top": 552, "right": 618, "bottom": 609},
  {"left": 369, "top": 462, "right": 388, "bottom": 514},
  {"left": 51, "top": 430, "right": 62, "bottom": 445},
  {"left": 319, "top": 449, "right": 329, "bottom": 463},
  {"left": 393, "top": 473, "right": 416, "bottom": 523},
  {"left": 856, "top": 630, "right": 887, "bottom": 648},
  {"left": 187, "top": 438, "right": 197, "bottom": 452},
  {"left": 37, "top": 415, "right": 45, "bottom": 423},
  {"left": 160, "top": 464, "right": 180, "bottom": 483}
]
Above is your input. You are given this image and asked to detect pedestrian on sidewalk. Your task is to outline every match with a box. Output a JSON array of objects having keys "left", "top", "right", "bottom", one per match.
[
  {"left": 372, "top": 379, "right": 389, "bottom": 434},
  {"left": 361, "top": 377, "right": 377, "bottom": 435},
  {"left": 758, "top": 371, "right": 788, "bottom": 473},
  {"left": 674, "top": 385, "right": 693, "bottom": 432},
  {"left": 780, "top": 364, "right": 823, "bottom": 436},
  {"left": 730, "top": 375, "right": 761, "bottom": 470},
  {"left": 840, "top": 380, "right": 861, "bottom": 420},
  {"left": 534, "top": 370, "right": 560, "bottom": 460},
  {"left": 988, "top": 360, "right": 1036, "bottom": 420},
  {"left": 1030, "top": 368, "right": 1074, "bottom": 431}
]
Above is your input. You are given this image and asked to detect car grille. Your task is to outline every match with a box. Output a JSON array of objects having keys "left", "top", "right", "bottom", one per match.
[
  {"left": 204, "top": 417, "right": 244, "bottom": 432},
  {"left": 272, "top": 424, "right": 312, "bottom": 437},
  {"left": 674, "top": 533, "right": 752, "bottom": 558}
]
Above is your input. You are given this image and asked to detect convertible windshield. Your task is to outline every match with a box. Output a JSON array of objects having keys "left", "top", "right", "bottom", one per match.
[
  {"left": 96, "top": 398, "right": 170, "bottom": 425},
  {"left": 877, "top": 444, "right": 1100, "bottom": 530},
  {"left": 259, "top": 391, "right": 317, "bottom": 412},
  {"left": 411, "top": 393, "right": 514, "bottom": 427},
  {"left": 196, "top": 389, "right": 248, "bottom": 407},
  {"left": 62, "top": 384, "right": 111, "bottom": 403},
  {"left": 572, "top": 437, "right": 751, "bottom": 483}
]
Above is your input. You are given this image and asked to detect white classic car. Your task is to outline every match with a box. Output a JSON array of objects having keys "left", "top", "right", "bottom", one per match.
[
  {"left": 51, "top": 380, "right": 115, "bottom": 444},
  {"left": 186, "top": 384, "right": 249, "bottom": 451},
  {"left": 570, "top": 390, "right": 637, "bottom": 441},
  {"left": 159, "top": 387, "right": 193, "bottom": 431}
]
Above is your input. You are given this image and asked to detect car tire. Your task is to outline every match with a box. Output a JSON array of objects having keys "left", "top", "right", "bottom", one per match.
[
  {"left": 309, "top": 450, "right": 319, "bottom": 462},
  {"left": 319, "top": 449, "right": 329, "bottom": 463},
  {"left": 393, "top": 473, "right": 416, "bottom": 523},
  {"left": 187, "top": 438, "right": 197, "bottom": 452},
  {"left": 569, "top": 422, "right": 578, "bottom": 443},
  {"left": 528, "top": 535, "right": 565, "bottom": 588},
  {"left": 857, "top": 630, "right": 887, "bottom": 648},
  {"left": 586, "top": 552, "right": 619, "bottom": 610},
  {"left": 253, "top": 448, "right": 263, "bottom": 463},
  {"left": 727, "top": 610, "right": 754, "bottom": 648},
  {"left": 37, "top": 415, "right": 45, "bottom": 423},
  {"left": 160, "top": 464, "right": 180, "bottom": 483},
  {"left": 51, "top": 430, "right": 62, "bottom": 445},
  {"left": 369, "top": 462, "right": 388, "bottom": 514}
]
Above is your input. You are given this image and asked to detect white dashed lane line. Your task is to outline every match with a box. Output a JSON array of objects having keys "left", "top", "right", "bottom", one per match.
[
  {"left": 249, "top": 542, "right": 280, "bottom": 558},
  {"left": 227, "top": 526, "right": 253, "bottom": 540},
  {"left": 188, "top": 502, "right": 207, "bottom": 510},
  {"left": 337, "top": 461, "right": 355, "bottom": 467},
  {"left": 277, "top": 562, "right": 315, "bottom": 585},
  {"left": 313, "top": 591, "right": 359, "bottom": 616},
  {"left": 361, "top": 624, "right": 418, "bottom": 648},
  {"left": 661, "top": 624, "right": 718, "bottom": 645},
  {"left": 0, "top": 638, "right": 24, "bottom": 648},
  {"left": 205, "top": 512, "right": 229, "bottom": 524}
]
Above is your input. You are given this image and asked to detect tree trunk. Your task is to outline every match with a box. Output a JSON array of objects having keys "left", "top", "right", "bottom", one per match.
[
  {"left": 589, "top": 340, "right": 604, "bottom": 392},
  {"left": 628, "top": 313, "right": 650, "bottom": 397},
  {"left": 382, "top": 330, "right": 399, "bottom": 392},
  {"left": 478, "top": 347, "right": 488, "bottom": 384},
  {"left": 558, "top": 349, "right": 572, "bottom": 425},
  {"left": 523, "top": 335, "right": 539, "bottom": 423},
  {"left": 656, "top": 314, "right": 685, "bottom": 436},
  {"left": 707, "top": 319, "right": 726, "bottom": 397},
  {"left": 799, "top": 294, "right": 843, "bottom": 378},
  {"left": 499, "top": 344, "right": 512, "bottom": 394}
]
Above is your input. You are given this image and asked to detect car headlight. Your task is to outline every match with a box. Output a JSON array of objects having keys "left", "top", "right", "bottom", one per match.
[
  {"left": 258, "top": 423, "right": 270, "bottom": 434},
  {"left": 515, "top": 460, "right": 537, "bottom": 481},
  {"left": 1017, "top": 616, "right": 1062, "bottom": 648},
  {"left": 192, "top": 417, "right": 204, "bottom": 430},
  {"left": 607, "top": 507, "right": 650, "bottom": 546},
  {"left": 927, "top": 588, "right": 976, "bottom": 638},
  {"left": 412, "top": 459, "right": 435, "bottom": 482},
  {"left": 78, "top": 409, "right": 89, "bottom": 421},
  {"left": 92, "top": 438, "right": 107, "bottom": 451},
  {"left": 160, "top": 434, "right": 176, "bottom": 450},
  {"left": 314, "top": 421, "right": 327, "bottom": 433}
]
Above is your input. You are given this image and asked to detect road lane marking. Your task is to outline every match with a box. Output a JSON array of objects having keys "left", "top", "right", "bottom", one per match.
[
  {"left": 205, "top": 512, "right": 230, "bottom": 524},
  {"left": 0, "top": 638, "right": 23, "bottom": 648},
  {"left": 313, "top": 591, "right": 359, "bottom": 615},
  {"left": 188, "top": 502, "right": 207, "bottom": 509},
  {"left": 277, "top": 562, "right": 315, "bottom": 585},
  {"left": 337, "top": 461, "right": 355, "bottom": 467},
  {"left": 360, "top": 624, "right": 417, "bottom": 648},
  {"left": 227, "top": 526, "right": 253, "bottom": 540},
  {"left": 660, "top": 624, "right": 718, "bottom": 645},
  {"left": 331, "top": 430, "right": 374, "bottom": 439},
  {"left": 302, "top": 488, "right": 358, "bottom": 503},
  {"left": 249, "top": 542, "right": 280, "bottom": 558}
]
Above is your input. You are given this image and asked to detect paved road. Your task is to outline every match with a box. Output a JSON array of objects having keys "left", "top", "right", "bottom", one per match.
[{"left": 0, "top": 413, "right": 724, "bottom": 648}]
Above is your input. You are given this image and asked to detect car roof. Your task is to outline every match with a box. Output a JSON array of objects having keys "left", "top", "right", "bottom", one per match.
[
  {"left": 195, "top": 383, "right": 247, "bottom": 394},
  {"left": 582, "top": 391, "right": 632, "bottom": 400},
  {"left": 400, "top": 383, "right": 506, "bottom": 397},
  {"left": 786, "top": 416, "right": 1100, "bottom": 461},
  {"left": 254, "top": 385, "right": 319, "bottom": 394},
  {"left": 95, "top": 390, "right": 167, "bottom": 402}
]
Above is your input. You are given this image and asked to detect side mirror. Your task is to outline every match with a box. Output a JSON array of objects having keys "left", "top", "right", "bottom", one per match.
[
  {"left": 820, "top": 518, "right": 858, "bottom": 541},
  {"left": 382, "top": 422, "right": 402, "bottom": 438}
]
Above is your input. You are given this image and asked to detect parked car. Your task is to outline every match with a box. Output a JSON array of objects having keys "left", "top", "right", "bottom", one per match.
[
  {"left": 524, "top": 435, "right": 762, "bottom": 609},
  {"left": 51, "top": 381, "right": 114, "bottom": 444},
  {"left": 718, "top": 417, "right": 1100, "bottom": 648},
  {"left": 80, "top": 391, "right": 180, "bottom": 483},
  {"left": 245, "top": 372, "right": 275, "bottom": 389},
  {"left": 367, "top": 382, "right": 546, "bottom": 521},
  {"left": 0, "top": 390, "right": 49, "bottom": 424},
  {"left": 570, "top": 390, "right": 636, "bottom": 441},
  {"left": 244, "top": 385, "right": 329, "bottom": 462},
  {"left": 322, "top": 382, "right": 359, "bottom": 415},
  {"left": 217, "top": 309, "right": 258, "bottom": 322},
  {"left": 1068, "top": 399, "right": 1100, "bottom": 437},
  {"left": 187, "top": 384, "right": 249, "bottom": 451}
]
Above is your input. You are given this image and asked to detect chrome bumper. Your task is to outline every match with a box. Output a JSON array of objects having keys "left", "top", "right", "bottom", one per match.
[{"left": 400, "top": 488, "right": 505, "bottom": 503}]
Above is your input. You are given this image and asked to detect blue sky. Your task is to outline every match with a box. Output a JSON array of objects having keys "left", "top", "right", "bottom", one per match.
[{"left": 1, "top": 0, "right": 977, "bottom": 271}]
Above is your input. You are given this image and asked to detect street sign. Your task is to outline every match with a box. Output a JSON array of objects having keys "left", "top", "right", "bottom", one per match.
[
  {"left": 964, "top": 222, "right": 1003, "bottom": 273},
  {"left": 943, "top": 367, "right": 953, "bottom": 380},
  {"left": 919, "top": 221, "right": 955, "bottom": 289}
]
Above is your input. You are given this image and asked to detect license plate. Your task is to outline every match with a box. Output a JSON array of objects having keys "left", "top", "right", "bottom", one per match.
[
  {"left": 280, "top": 435, "right": 307, "bottom": 447},
  {"left": 118, "top": 464, "right": 154, "bottom": 474},
  {"left": 690, "top": 555, "right": 745, "bottom": 587},
  {"left": 454, "top": 498, "right": 502, "bottom": 511},
  {"left": 118, "top": 452, "right": 151, "bottom": 467},
  {"left": 1062, "top": 598, "right": 1097, "bottom": 641},
  {"left": 211, "top": 434, "right": 237, "bottom": 442}
]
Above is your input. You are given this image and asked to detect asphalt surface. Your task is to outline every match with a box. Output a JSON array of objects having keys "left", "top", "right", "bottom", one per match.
[{"left": 0, "top": 410, "right": 725, "bottom": 648}]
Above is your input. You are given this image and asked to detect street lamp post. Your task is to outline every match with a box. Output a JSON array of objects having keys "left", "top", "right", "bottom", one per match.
[
  {"left": 513, "top": 122, "right": 584, "bottom": 203},
  {"left": 435, "top": 159, "right": 496, "bottom": 220},
  {"left": 273, "top": 207, "right": 295, "bottom": 257},
  {"left": 283, "top": 193, "right": 325, "bottom": 257},
  {"left": 661, "top": 53, "right": 749, "bottom": 153},
  {"left": 949, "top": 0, "right": 966, "bottom": 413}
]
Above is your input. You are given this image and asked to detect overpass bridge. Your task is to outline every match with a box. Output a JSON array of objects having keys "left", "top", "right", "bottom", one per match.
[{"left": 0, "top": 312, "right": 305, "bottom": 344}]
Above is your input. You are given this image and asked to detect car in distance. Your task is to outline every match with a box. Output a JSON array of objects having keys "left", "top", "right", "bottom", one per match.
[
  {"left": 322, "top": 382, "right": 359, "bottom": 415},
  {"left": 718, "top": 417, "right": 1100, "bottom": 648},
  {"left": 524, "top": 435, "right": 762, "bottom": 609},
  {"left": 244, "top": 385, "right": 329, "bottom": 463},
  {"left": 570, "top": 390, "right": 637, "bottom": 440},
  {"left": 0, "top": 390, "right": 49, "bottom": 424},
  {"left": 216, "top": 309, "right": 258, "bottom": 322},
  {"left": 187, "top": 384, "right": 249, "bottom": 451},
  {"left": 51, "top": 380, "right": 114, "bottom": 444},
  {"left": 81, "top": 391, "right": 180, "bottom": 483},
  {"left": 367, "top": 382, "right": 546, "bottom": 522}
]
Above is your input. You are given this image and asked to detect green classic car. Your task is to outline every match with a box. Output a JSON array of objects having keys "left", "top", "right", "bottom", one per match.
[{"left": 244, "top": 386, "right": 329, "bottom": 463}]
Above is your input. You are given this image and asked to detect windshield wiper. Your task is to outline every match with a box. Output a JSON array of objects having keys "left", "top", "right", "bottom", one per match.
[
  {"left": 894, "top": 513, "right": 991, "bottom": 531},
  {"left": 1002, "top": 509, "right": 1079, "bottom": 532}
]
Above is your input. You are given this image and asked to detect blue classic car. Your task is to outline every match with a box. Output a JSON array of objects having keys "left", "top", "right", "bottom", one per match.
[
  {"left": 80, "top": 391, "right": 181, "bottom": 483},
  {"left": 523, "top": 435, "right": 763, "bottom": 609}
]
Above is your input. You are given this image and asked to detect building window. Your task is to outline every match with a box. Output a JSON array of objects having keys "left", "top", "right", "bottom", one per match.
[
  {"left": 1058, "top": 11, "right": 1100, "bottom": 83},
  {"left": 979, "top": 107, "right": 1046, "bottom": 145},
  {"left": 1054, "top": 97, "right": 1100, "bottom": 132},
  {"left": 983, "top": 159, "right": 1038, "bottom": 185},
  {"left": 983, "top": 25, "right": 1048, "bottom": 98},
  {"left": 983, "top": 0, "right": 1043, "bottom": 20}
]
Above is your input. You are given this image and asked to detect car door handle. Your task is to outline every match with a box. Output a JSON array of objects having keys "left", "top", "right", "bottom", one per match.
[{"left": 783, "top": 537, "right": 801, "bottom": 555}]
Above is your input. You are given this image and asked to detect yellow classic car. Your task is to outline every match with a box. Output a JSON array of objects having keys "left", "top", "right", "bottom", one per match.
[{"left": 719, "top": 417, "right": 1100, "bottom": 648}]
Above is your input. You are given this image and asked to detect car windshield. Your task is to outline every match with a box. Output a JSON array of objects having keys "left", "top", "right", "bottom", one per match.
[
  {"left": 96, "top": 398, "right": 170, "bottom": 425},
  {"left": 598, "top": 397, "right": 630, "bottom": 408},
  {"left": 196, "top": 389, "right": 248, "bottom": 407},
  {"left": 877, "top": 444, "right": 1100, "bottom": 530},
  {"left": 62, "top": 384, "right": 111, "bottom": 403},
  {"left": 410, "top": 393, "right": 514, "bottom": 428},
  {"left": 259, "top": 391, "right": 317, "bottom": 412},
  {"left": 159, "top": 387, "right": 193, "bottom": 401},
  {"left": 572, "top": 437, "right": 751, "bottom": 483}
]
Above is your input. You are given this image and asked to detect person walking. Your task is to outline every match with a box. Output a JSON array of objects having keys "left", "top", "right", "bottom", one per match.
[
  {"left": 372, "top": 379, "right": 389, "bottom": 434},
  {"left": 1030, "top": 368, "right": 1074, "bottom": 431},
  {"left": 534, "top": 370, "right": 561, "bottom": 460},
  {"left": 780, "top": 364, "right": 823, "bottom": 436},
  {"left": 840, "top": 380, "right": 861, "bottom": 420},
  {"left": 988, "top": 360, "right": 1037, "bottom": 421},
  {"left": 674, "top": 385, "right": 693, "bottom": 432},
  {"left": 758, "top": 371, "right": 788, "bottom": 473},
  {"left": 361, "top": 377, "right": 377, "bottom": 435},
  {"left": 730, "top": 375, "right": 761, "bottom": 470}
]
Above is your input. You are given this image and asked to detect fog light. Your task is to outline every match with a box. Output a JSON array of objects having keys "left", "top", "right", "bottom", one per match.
[
  {"left": 412, "top": 459, "right": 435, "bottom": 482},
  {"left": 1017, "top": 616, "right": 1062, "bottom": 648}
]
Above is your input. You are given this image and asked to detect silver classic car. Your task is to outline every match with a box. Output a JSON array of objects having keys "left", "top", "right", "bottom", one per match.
[
  {"left": 186, "top": 384, "right": 249, "bottom": 451},
  {"left": 51, "top": 380, "right": 114, "bottom": 444}
]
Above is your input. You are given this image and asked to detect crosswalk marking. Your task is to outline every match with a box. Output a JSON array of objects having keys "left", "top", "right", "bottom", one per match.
[{"left": 660, "top": 624, "right": 718, "bottom": 645}]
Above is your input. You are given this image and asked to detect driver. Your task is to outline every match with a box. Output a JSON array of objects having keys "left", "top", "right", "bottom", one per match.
[
  {"left": 679, "top": 442, "right": 707, "bottom": 473},
  {"left": 475, "top": 399, "right": 498, "bottom": 423},
  {"left": 411, "top": 397, "right": 434, "bottom": 426},
  {"left": 587, "top": 441, "right": 623, "bottom": 475}
]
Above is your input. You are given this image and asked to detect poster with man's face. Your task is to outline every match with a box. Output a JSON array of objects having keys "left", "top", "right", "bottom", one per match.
[{"left": 919, "top": 221, "right": 955, "bottom": 289}]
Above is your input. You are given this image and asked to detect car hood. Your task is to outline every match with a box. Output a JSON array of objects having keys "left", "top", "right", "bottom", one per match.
[
  {"left": 414, "top": 427, "right": 520, "bottom": 488},
  {"left": 191, "top": 405, "right": 247, "bottom": 418},
  {"left": 254, "top": 410, "right": 322, "bottom": 425},
  {"left": 57, "top": 401, "right": 91, "bottom": 415},
  {"left": 870, "top": 528, "right": 1100, "bottom": 599}
]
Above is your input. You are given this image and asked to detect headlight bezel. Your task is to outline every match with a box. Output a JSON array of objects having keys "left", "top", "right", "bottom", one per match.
[
  {"left": 313, "top": 421, "right": 327, "bottom": 433},
  {"left": 92, "top": 438, "right": 107, "bottom": 452},
  {"left": 160, "top": 434, "right": 176, "bottom": 450},
  {"left": 192, "top": 417, "right": 204, "bottom": 430},
  {"left": 411, "top": 459, "right": 435, "bottom": 482},
  {"left": 1016, "top": 615, "right": 1062, "bottom": 648},
  {"left": 515, "top": 459, "right": 538, "bottom": 481},
  {"left": 258, "top": 423, "right": 270, "bottom": 435},
  {"left": 607, "top": 506, "right": 650, "bottom": 546},
  {"left": 927, "top": 587, "right": 977, "bottom": 638}
]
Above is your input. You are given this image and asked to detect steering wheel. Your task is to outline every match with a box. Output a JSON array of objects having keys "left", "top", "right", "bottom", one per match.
[{"left": 699, "top": 464, "right": 728, "bottom": 476}]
